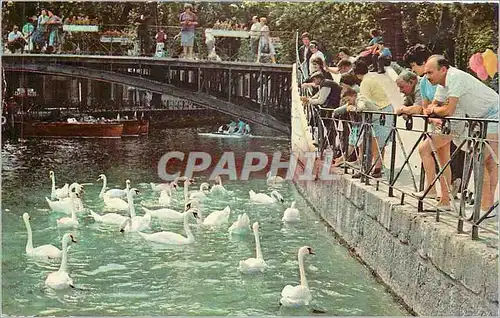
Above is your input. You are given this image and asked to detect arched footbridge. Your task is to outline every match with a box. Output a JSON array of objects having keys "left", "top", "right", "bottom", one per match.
[{"left": 3, "top": 54, "right": 293, "bottom": 134}]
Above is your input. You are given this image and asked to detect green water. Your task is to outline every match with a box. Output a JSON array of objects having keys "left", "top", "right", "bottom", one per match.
[{"left": 1, "top": 127, "right": 407, "bottom": 316}]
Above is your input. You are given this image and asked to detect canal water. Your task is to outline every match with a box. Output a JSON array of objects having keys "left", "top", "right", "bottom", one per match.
[{"left": 1, "top": 127, "right": 407, "bottom": 316}]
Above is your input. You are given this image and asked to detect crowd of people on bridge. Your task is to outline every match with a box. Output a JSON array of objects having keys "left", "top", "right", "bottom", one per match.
[
  {"left": 5, "top": 3, "right": 277, "bottom": 63},
  {"left": 298, "top": 30, "right": 498, "bottom": 215}
]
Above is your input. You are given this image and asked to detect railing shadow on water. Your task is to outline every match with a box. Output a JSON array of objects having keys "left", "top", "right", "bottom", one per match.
[{"left": 292, "top": 43, "right": 498, "bottom": 240}]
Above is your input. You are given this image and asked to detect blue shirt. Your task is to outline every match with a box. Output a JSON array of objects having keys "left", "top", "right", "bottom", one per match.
[
  {"left": 368, "top": 36, "right": 383, "bottom": 46},
  {"left": 379, "top": 47, "right": 391, "bottom": 58},
  {"left": 419, "top": 76, "right": 437, "bottom": 102}
]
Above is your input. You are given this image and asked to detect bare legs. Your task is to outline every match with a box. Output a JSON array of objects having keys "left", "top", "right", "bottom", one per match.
[
  {"left": 481, "top": 134, "right": 499, "bottom": 211},
  {"left": 418, "top": 135, "right": 452, "bottom": 205}
]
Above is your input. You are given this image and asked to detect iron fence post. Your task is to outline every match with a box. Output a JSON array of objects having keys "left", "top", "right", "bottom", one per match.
[
  {"left": 389, "top": 114, "right": 397, "bottom": 197},
  {"left": 472, "top": 121, "right": 488, "bottom": 240},
  {"left": 417, "top": 118, "right": 429, "bottom": 212}
]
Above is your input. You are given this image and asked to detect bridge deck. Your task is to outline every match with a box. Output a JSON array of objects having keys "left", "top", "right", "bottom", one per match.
[{"left": 2, "top": 54, "right": 292, "bottom": 73}]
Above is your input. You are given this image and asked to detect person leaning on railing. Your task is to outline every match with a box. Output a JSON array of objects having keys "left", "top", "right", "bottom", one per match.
[
  {"left": 423, "top": 55, "right": 499, "bottom": 216},
  {"left": 332, "top": 86, "right": 379, "bottom": 167},
  {"left": 300, "top": 71, "right": 342, "bottom": 112},
  {"left": 351, "top": 60, "right": 394, "bottom": 179},
  {"left": 300, "top": 57, "right": 333, "bottom": 95},
  {"left": 395, "top": 70, "right": 454, "bottom": 210}
]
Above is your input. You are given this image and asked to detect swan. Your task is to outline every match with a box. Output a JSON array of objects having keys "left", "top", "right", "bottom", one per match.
[
  {"left": 249, "top": 190, "right": 284, "bottom": 204},
  {"left": 282, "top": 201, "right": 300, "bottom": 222},
  {"left": 50, "top": 170, "right": 69, "bottom": 200},
  {"left": 138, "top": 209, "right": 199, "bottom": 244},
  {"left": 189, "top": 182, "right": 210, "bottom": 200},
  {"left": 89, "top": 209, "right": 127, "bottom": 225},
  {"left": 266, "top": 171, "right": 285, "bottom": 184},
  {"left": 150, "top": 181, "right": 178, "bottom": 192},
  {"left": 46, "top": 196, "right": 73, "bottom": 214},
  {"left": 98, "top": 175, "right": 129, "bottom": 199},
  {"left": 102, "top": 179, "right": 130, "bottom": 211},
  {"left": 58, "top": 183, "right": 85, "bottom": 212},
  {"left": 279, "top": 246, "right": 315, "bottom": 308},
  {"left": 182, "top": 178, "right": 195, "bottom": 202},
  {"left": 158, "top": 188, "right": 173, "bottom": 206},
  {"left": 199, "top": 206, "right": 231, "bottom": 226},
  {"left": 210, "top": 176, "right": 231, "bottom": 194},
  {"left": 23, "top": 213, "right": 62, "bottom": 259},
  {"left": 143, "top": 206, "right": 186, "bottom": 221},
  {"left": 228, "top": 213, "right": 251, "bottom": 235},
  {"left": 238, "top": 222, "right": 267, "bottom": 273},
  {"left": 56, "top": 193, "right": 79, "bottom": 229},
  {"left": 45, "top": 233, "right": 78, "bottom": 289},
  {"left": 127, "top": 188, "right": 151, "bottom": 231}
]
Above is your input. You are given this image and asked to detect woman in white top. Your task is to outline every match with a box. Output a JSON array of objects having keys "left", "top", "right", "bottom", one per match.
[
  {"left": 257, "top": 17, "right": 275, "bottom": 63},
  {"left": 308, "top": 41, "right": 325, "bottom": 74}
]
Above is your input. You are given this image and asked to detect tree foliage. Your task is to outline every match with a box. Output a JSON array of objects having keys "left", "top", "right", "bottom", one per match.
[{"left": 2, "top": 1, "right": 497, "bottom": 68}]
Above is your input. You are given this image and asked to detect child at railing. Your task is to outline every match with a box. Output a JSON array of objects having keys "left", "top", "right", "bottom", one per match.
[{"left": 332, "top": 86, "right": 378, "bottom": 167}]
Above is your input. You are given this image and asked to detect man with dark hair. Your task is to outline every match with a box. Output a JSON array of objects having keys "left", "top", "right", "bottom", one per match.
[
  {"left": 298, "top": 32, "right": 313, "bottom": 77},
  {"left": 7, "top": 25, "right": 25, "bottom": 53},
  {"left": 301, "top": 71, "right": 342, "bottom": 109}
]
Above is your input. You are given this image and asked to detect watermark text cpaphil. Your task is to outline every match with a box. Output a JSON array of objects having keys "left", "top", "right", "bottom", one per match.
[{"left": 157, "top": 151, "right": 339, "bottom": 181}]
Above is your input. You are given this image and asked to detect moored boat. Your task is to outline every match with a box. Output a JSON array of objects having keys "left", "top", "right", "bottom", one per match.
[
  {"left": 20, "top": 121, "right": 124, "bottom": 139},
  {"left": 139, "top": 119, "right": 149, "bottom": 135}
]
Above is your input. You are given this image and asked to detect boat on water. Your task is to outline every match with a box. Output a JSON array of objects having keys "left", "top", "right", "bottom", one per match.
[
  {"left": 19, "top": 121, "right": 124, "bottom": 139},
  {"left": 16, "top": 113, "right": 149, "bottom": 139},
  {"left": 117, "top": 119, "right": 149, "bottom": 136}
]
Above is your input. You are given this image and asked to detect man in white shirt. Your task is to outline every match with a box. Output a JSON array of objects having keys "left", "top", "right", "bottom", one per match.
[
  {"left": 7, "top": 25, "right": 26, "bottom": 53},
  {"left": 424, "top": 54, "right": 498, "bottom": 215},
  {"left": 249, "top": 16, "right": 261, "bottom": 60}
]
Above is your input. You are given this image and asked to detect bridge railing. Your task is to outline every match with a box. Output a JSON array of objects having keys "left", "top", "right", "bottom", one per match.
[
  {"left": 18, "top": 24, "right": 295, "bottom": 63},
  {"left": 295, "top": 64, "right": 498, "bottom": 239}
]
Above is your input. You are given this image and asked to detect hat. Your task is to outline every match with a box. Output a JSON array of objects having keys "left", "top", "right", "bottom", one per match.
[{"left": 309, "top": 71, "right": 324, "bottom": 79}]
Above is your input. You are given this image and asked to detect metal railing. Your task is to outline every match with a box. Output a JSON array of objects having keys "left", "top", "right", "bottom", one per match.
[
  {"left": 305, "top": 101, "right": 498, "bottom": 239},
  {"left": 9, "top": 24, "right": 295, "bottom": 63},
  {"left": 292, "top": 32, "right": 499, "bottom": 239}
]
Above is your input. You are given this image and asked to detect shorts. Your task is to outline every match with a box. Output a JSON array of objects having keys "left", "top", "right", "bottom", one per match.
[
  {"left": 349, "top": 124, "right": 361, "bottom": 146},
  {"left": 371, "top": 104, "right": 394, "bottom": 148},
  {"left": 181, "top": 30, "right": 195, "bottom": 47},
  {"left": 484, "top": 105, "right": 499, "bottom": 134}
]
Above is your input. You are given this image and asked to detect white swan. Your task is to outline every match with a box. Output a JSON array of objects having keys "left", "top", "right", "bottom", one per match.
[
  {"left": 46, "top": 196, "right": 73, "bottom": 214},
  {"left": 266, "top": 171, "right": 285, "bottom": 184},
  {"left": 200, "top": 206, "right": 231, "bottom": 226},
  {"left": 210, "top": 176, "right": 231, "bottom": 194},
  {"left": 50, "top": 170, "right": 69, "bottom": 200},
  {"left": 150, "top": 181, "right": 178, "bottom": 192},
  {"left": 282, "top": 201, "right": 300, "bottom": 222},
  {"left": 238, "top": 222, "right": 267, "bottom": 273},
  {"left": 143, "top": 206, "right": 186, "bottom": 221},
  {"left": 98, "top": 175, "right": 129, "bottom": 199},
  {"left": 138, "top": 209, "right": 199, "bottom": 244},
  {"left": 249, "top": 190, "right": 284, "bottom": 204},
  {"left": 279, "top": 246, "right": 315, "bottom": 308},
  {"left": 45, "top": 233, "right": 78, "bottom": 289},
  {"left": 158, "top": 188, "right": 173, "bottom": 206},
  {"left": 127, "top": 188, "right": 151, "bottom": 231},
  {"left": 56, "top": 193, "right": 79, "bottom": 229},
  {"left": 89, "top": 210, "right": 127, "bottom": 225},
  {"left": 228, "top": 213, "right": 251, "bottom": 235},
  {"left": 102, "top": 179, "right": 130, "bottom": 211},
  {"left": 23, "top": 213, "right": 62, "bottom": 259},
  {"left": 189, "top": 182, "right": 210, "bottom": 200},
  {"left": 58, "top": 183, "right": 85, "bottom": 213}
]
